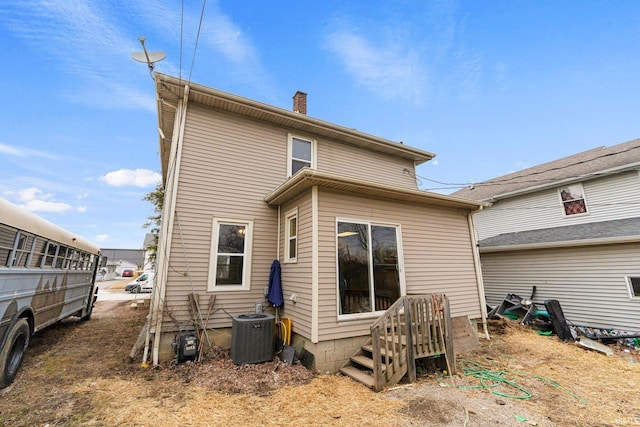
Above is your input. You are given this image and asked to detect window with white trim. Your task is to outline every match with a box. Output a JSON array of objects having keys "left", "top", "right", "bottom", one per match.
[
  {"left": 284, "top": 209, "right": 298, "bottom": 262},
  {"left": 208, "top": 218, "right": 253, "bottom": 290},
  {"left": 627, "top": 276, "right": 640, "bottom": 298},
  {"left": 337, "top": 220, "right": 403, "bottom": 316},
  {"left": 288, "top": 135, "right": 315, "bottom": 177},
  {"left": 559, "top": 184, "right": 588, "bottom": 216}
]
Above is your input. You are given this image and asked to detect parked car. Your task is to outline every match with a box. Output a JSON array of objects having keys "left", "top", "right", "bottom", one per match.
[
  {"left": 125, "top": 272, "right": 155, "bottom": 293},
  {"left": 121, "top": 269, "right": 134, "bottom": 277}
]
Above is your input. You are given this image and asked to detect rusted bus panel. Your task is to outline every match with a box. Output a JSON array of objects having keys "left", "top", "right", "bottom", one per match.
[{"left": 0, "top": 270, "right": 95, "bottom": 332}]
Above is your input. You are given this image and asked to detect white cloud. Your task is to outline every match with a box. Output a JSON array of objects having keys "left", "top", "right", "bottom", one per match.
[
  {"left": 0, "top": 143, "right": 22, "bottom": 156},
  {"left": 77, "top": 206, "right": 87, "bottom": 213},
  {"left": 0, "top": 143, "right": 60, "bottom": 159},
  {"left": 324, "top": 29, "right": 427, "bottom": 105},
  {"left": 100, "top": 169, "right": 161, "bottom": 187},
  {"left": 95, "top": 234, "right": 109, "bottom": 242},
  {"left": 22, "top": 199, "right": 72, "bottom": 213},
  {"left": 431, "top": 160, "right": 439, "bottom": 166},
  {"left": 10, "top": 186, "right": 76, "bottom": 213}
]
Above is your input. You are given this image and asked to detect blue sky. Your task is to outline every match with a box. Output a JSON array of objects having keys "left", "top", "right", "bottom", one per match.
[{"left": 1, "top": 1, "right": 639, "bottom": 249}]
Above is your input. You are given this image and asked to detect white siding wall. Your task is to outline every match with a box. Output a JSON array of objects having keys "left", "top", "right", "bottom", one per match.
[
  {"left": 474, "top": 171, "right": 640, "bottom": 240},
  {"left": 316, "top": 190, "right": 482, "bottom": 342},
  {"left": 482, "top": 243, "right": 640, "bottom": 332}
]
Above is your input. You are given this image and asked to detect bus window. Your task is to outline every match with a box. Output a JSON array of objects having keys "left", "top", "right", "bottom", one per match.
[
  {"left": 13, "top": 233, "right": 34, "bottom": 267},
  {"left": 44, "top": 242, "right": 58, "bottom": 267},
  {"left": 55, "top": 246, "right": 68, "bottom": 269},
  {"left": 0, "top": 224, "right": 16, "bottom": 267},
  {"left": 31, "top": 237, "right": 46, "bottom": 268},
  {"left": 64, "top": 248, "right": 78, "bottom": 270}
]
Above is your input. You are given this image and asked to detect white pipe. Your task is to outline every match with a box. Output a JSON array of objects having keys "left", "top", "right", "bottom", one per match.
[
  {"left": 468, "top": 207, "right": 490, "bottom": 340},
  {"left": 151, "top": 85, "right": 190, "bottom": 365},
  {"left": 277, "top": 206, "right": 281, "bottom": 260}
]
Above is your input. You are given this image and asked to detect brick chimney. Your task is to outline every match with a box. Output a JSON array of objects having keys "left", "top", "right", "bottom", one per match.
[{"left": 293, "top": 91, "right": 307, "bottom": 115}]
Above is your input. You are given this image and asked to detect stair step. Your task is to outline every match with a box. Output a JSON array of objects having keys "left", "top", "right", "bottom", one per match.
[
  {"left": 351, "top": 355, "right": 386, "bottom": 372},
  {"left": 340, "top": 365, "right": 375, "bottom": 388},
  {"left": 362, "top": 343, "right": 394, "bottom": 358}
]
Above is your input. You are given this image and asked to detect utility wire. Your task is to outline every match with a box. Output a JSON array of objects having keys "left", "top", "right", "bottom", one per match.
[
  {"left": 179, "top": 0, "right": 184, "bottom": 84},
  {"left": 413, "top": 144, "right": 640, "bottom": 191},
  {"left": 187, "top": 0, "right": 207, "bottom": 84}
]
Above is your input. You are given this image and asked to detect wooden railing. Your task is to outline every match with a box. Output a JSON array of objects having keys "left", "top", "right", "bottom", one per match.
[{"left": 369, "top": 294, "right": 454, "bottom": 391}]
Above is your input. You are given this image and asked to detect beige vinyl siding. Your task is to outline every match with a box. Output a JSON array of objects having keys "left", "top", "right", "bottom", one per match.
[
  {"left": 474, "top": 172, "right": 640, "bottom": 241},
  {"left": 317, "top": 137, "right": 418, "bottom": 189},
  {"left": 316, "top": 189, "right": 481, "bottom": 341},
  {"left": 162, "top": 105, "right": 284, "bottom": 331},
  {"left": 279, "top": 193, "right": 313, "bottom": 339},
  {"left": 481, "top": 242, "right": 640, "bottom": 332}
]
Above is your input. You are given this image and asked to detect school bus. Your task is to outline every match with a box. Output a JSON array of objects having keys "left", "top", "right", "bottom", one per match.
[{"left": 0, "top": 198, "right": 100, "bottom": 388}]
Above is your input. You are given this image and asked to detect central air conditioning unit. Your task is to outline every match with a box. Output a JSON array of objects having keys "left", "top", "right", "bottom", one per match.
[{"left": 231, "top": 313, "right": 275, "bottom": 365}]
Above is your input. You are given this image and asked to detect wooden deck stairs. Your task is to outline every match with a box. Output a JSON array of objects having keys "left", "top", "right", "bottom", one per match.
[{"left": 340, "top": 294, "right": 455, "bottom": 391}]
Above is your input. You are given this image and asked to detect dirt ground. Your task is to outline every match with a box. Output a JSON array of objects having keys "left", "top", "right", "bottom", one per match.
[{"left": 1, "top": 300, "right": 639, "bottom": 427}]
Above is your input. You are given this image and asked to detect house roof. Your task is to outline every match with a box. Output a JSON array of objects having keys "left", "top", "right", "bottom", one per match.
[
  {"left": 155, "top": 73, "right": 435, "bottom": 184},
  {"left": 100, "top": 248, "right": 145, "bottom": 267},
  {"left": 265, "top": 169, "right": 486, "bottom": 211},
  {"left": 453, "top": 138, "right": 640, "bottom": 202},
  {"left": 478, "top": 217, "right": 640, "bottom": 253}
]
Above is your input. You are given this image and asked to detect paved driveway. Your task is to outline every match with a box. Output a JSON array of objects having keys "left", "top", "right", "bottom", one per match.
[{"left": 96, "top": 279, "right": 151, "bottom": 301}]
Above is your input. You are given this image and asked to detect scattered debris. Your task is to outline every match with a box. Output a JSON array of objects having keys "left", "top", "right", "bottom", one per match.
[{"left": 576, "top": 336, "right": 614, "bottom": 356}]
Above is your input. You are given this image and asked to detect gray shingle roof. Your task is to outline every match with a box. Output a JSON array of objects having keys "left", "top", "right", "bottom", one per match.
[
  {"left": 453, "top": 138, "right": 640, "bottom": 201},
  {"left": 478, "top": 217, "right": 640, "bottom": 249}
]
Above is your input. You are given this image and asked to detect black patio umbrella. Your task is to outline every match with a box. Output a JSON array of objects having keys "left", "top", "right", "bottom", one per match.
[{"left": 267, "top": 259, "right": 284, "bottom": 308}]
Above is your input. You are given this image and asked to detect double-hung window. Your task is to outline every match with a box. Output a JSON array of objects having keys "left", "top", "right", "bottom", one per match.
[
  {"left": 284, "top": 209, "right": 298, "bottom": 262},
  {"left": 288, "top": 135, "right": 315, "bottom": 177},
  {"left": 559, "top": 184, "right": 588, "bottom": 216},
  {"left": 337, "top": 220, "right": 403, "bottom": 317},
  {"left": 208, "top": 218, "right": 253, "bottom": 291}
]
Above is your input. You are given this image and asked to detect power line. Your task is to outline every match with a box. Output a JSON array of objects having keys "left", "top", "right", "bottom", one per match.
[
  {"left": 187, "top": 0, "right": 207, "bottom": 84},
  {"left": 414, "top": 143, "right": 640, "bottom": 191}
]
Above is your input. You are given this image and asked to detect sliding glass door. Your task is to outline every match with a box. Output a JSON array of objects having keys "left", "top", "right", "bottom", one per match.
[{"left": 337, "top": 221, "right": 401, "bottom": 315}]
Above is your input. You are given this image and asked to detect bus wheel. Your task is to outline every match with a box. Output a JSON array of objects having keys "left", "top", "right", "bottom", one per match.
[{"left": 0, "top": 319, "right": 30, "bottom": 389}]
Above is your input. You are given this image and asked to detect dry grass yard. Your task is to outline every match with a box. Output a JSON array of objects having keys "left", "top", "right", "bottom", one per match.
[{"left": 1, "top": 300, "right": 639, "bottom": 426}]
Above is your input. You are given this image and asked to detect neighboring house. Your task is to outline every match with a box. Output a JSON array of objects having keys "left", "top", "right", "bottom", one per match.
[
  {"left": 142, "top": 233, "right": 156, "bottom": 272},
  {"left": 453, "top": 138, "right": 640, "bottom": 333},
  {"left": 148, "top": 73, "right": 487, "bottom": 374},
  {"left": 100, "top": 248, "right": 145, "bottom": 280}
]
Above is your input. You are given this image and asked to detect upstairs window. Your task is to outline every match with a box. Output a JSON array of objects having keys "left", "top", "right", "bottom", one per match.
[
  {"left": 559, "top": 184, "right": 588, "bottom": 216},
  {"left": 288, "top": 135, "right": 315, "bottom": 177},
  {"left": 284, "top": 209, "right": 298, "bottom": 263},
  {"left": 208, "top": 218, "right": 253, "bottom": 291}
]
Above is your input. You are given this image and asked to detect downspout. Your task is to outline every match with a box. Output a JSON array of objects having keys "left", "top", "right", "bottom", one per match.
[
  {"left": 276, "top": 206, "right": 281, "bottom": 261},
  {"left": 311, "top": 185, "right": 319, "bottom": 343},
  {"left": 468, "top": 206, "right": 490, "bottom": 340},
  {"left": 147, "top": 85, "right": 190, "bottom": 366}
]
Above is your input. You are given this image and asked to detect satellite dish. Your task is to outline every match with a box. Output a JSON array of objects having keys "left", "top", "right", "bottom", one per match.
[{"left": 131, "top": 37, "right": 166, "bottom": 76}]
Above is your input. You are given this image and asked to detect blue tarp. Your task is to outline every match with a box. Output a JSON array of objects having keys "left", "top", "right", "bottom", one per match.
[{"left": 267, "top": 260, "right": 284, "bottom": 308}]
